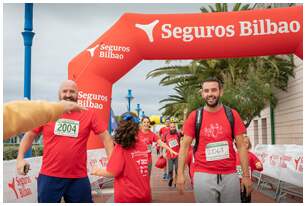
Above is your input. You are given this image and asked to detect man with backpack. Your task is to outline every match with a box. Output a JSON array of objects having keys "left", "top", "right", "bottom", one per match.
[{"left": 176, "top": 77, "right": 252, "bottom": 203}]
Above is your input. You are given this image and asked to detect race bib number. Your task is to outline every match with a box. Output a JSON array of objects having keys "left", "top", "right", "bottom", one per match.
[
  {"left": 54, "top": 119, "right": 79, "bottom": 138},
  {"left": 205, "top": 141, "right": 229, "bottom": 161},
  {"left": 168, "top": 139, "right": 178, "bottom": 148}
]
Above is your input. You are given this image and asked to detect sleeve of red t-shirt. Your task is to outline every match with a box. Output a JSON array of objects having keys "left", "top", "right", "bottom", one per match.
[
  {"left": 249, "top": 152, "right": 263, "bottom": 172},
  {"left": 106, "top": 144, "right": 125, "bottom": 177},
  {"left": 32, "top": 126, "right": 43, "bottom": 135},
  {"left": 152, "top": 132, "right": 158, "bottom": 142},
  {"left": 183, "top": 111, "right": 196, "bottom": 140},
  {"left": 90, "top": 110, "right": 106, "bottom": 135},
  {"left": 232, "top": 109, "right": 246, "bottom": 137},
  {"left": 158, "top": 128, "right": 163, "bottom": 136},
  {"left": 165, "top": 135, "right": 170, "bottom": 146}
]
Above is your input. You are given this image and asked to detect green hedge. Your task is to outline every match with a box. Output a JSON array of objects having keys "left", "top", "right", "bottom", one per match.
[{"left": 3, "top": 144, "right": 43, "bottom": 160}]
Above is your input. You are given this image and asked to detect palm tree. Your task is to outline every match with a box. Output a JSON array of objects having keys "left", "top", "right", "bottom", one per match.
[
  {"left": 200, "top": 3, "right": 256, "bottom": 13},
  {"left": 147, "top": 3, "right": 296, "bottom": 127},
  {"left": 158, "top": 81, "right": 203, "bottom": 120}
]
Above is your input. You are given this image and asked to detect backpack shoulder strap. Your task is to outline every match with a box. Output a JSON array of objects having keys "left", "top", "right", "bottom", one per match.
[
  {"left": 223, "top": 105, "right": 235, "bottom": 140},
  {"left": 193, "top": 107, "right": 203, "bottom": 154}
]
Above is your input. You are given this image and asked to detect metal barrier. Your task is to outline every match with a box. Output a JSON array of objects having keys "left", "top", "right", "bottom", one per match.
[
  {"left": 252, "top": 171, "right": 303, "bottom": 202},
  {"left": 91, "top": 177, "right": 114, "bottom": 195},
  {"left": 276, "top": 181, "right": 303, "bottom": 202}
]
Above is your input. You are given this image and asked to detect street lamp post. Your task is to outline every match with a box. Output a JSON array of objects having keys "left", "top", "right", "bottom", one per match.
[
  {"left": 126, "top": 89, "right": 134, "bottom": 112},
  {"left": 135, "top": 104, "right": 141, "bottom": 118},
  {"left": 22, "top": 3, "right": 35, "bottom": 158},
  {"left": 141, "top": 111, "right": 145, "bottom": 118}
]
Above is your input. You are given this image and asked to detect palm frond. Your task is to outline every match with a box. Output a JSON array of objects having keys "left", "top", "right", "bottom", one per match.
[{"left": 233, "top": 3, "right": 242, "bottom": 11}]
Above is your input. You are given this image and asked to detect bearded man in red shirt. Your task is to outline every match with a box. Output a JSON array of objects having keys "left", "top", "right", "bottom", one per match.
[
  {"left": 177, "top": 77, "right": 252, "bottom": 203},
  {"left": 164, "top": 122, "right": 181, "bottom": 187},
  {"left": 16, "top": 80, "right": 114, "bottom": 203},
  {"left": 158, "top": 118, "right": 171, "bottom": 180}
]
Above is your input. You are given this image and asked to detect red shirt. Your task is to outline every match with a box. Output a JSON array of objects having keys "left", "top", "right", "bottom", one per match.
[
  {"left": 137, "top": 129, "right": 158, "bottom": 163},
  {"left": 107, "top": 142, "right": 151, "bottom": 203},
  {"left": 236, "top": 151, "right": 263, "bottom": 178},
  {"left": 33, "top": 109, "right": 106, "bottom": 178},
  {"left": 165, "top": 133, "right": 180, "bottom": 159},
  {"left": 183, "top": 106, "right": 246, "bottom": 174},
  {"left": 159, "top": 126, "right": 170, "bottom": 142}
]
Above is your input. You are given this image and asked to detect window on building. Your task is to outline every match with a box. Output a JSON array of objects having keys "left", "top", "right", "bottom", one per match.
[
  {"left": 261, "top": 118, "right": 268, "bottom": 144},
  {"left": 254, "top": 120, "right": 259, "bottom": 146},
  {"left": 8, "top": 136, "right": 18, "bottom": 144}
]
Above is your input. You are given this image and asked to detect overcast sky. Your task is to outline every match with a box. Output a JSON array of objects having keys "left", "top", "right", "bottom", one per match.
[{"left": 3, "top": 3, "right": 217, "bottom": 116}]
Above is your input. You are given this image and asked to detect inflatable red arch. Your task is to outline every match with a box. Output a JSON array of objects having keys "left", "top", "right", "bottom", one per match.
[{"left": 68, "top": 6, "right": 302, "bottom": 149}]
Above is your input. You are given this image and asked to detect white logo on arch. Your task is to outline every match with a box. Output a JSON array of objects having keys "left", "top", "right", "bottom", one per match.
[
  {"left": 135, "top": 20, "right": 159, "bottom": 43},
  {"left": 87, "top": 44, "right": 99, "bottom": 57}
]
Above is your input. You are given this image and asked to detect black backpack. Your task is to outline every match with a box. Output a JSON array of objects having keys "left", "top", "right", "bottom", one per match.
[{"left": 193, "top": 105, "right": 235, "bottom": 154}]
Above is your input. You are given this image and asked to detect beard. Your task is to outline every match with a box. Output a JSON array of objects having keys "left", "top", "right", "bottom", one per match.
[
  {"left": 204, "top": 95, "right": 220, "bottom": 107},
  {"left": 62, "top": 96, "right": 77, "bottom": 102},
  {"left": 170, "top": 129, "right": 177, "bottom": 135}
]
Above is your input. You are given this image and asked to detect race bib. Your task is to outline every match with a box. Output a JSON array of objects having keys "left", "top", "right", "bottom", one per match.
[
  {"left": 205, "top": 141, "right": 229, "bottom": 161},
  {"left": 54, "top": 119, "right": 79, "bottom": 138},
  {"left": 168, "top": 139, "right": 178, "bottom": 148}
]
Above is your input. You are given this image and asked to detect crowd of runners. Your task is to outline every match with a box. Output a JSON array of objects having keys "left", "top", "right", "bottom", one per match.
[{"left": 5, "top": 77, "right": 263, "bottom": 203}]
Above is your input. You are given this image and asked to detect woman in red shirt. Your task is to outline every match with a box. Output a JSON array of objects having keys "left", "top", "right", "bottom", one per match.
[
  {"left": 139, "top": 116, "right": 177, "bottom": 176},
  {"left": 91, "top": 112, "right": 151, "bottom": 203}
]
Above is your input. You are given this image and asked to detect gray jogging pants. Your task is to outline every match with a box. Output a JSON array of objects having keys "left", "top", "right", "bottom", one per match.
[{"left": 193, "top": 172, "right": 241, "bottom": 203}]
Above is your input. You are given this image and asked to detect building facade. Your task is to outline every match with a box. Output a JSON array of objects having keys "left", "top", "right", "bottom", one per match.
[{"left": 247, "top": 56, "right": 303, "bottom": 148}]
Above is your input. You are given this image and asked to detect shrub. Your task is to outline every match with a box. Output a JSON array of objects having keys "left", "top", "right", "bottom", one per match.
[{"left": 3, "top": 144, "right": 43, "bottom": 160}]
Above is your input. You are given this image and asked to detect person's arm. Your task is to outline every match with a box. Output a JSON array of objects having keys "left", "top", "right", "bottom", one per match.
[
  {"left": 157, "top": 139, "right": 177, "bottom": 155},
  {"left": 91, "top": 167, "right": 114, "bottom": 178},
  {"left": 177, "top": 135, "right": 193, "bottom": 195},
  {"left": 98, "top": 130, "right": 114, "bottom": 158},
  {"left": 236, "top": 134, "right": 253, "bottom": 195},
  {"left": 104, "top": 145, "right": 124, "bottom": 178},
  {"left": 3, "top": 100, "right": 86, "bottom": 140},
  {"left": 16, "top": 131, "right": 38, "bottom": 175}
]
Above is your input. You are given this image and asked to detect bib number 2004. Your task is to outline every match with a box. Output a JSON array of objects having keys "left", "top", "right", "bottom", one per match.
[{"left": 54, "top": 119, "right": 79, "bottom": 138}]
